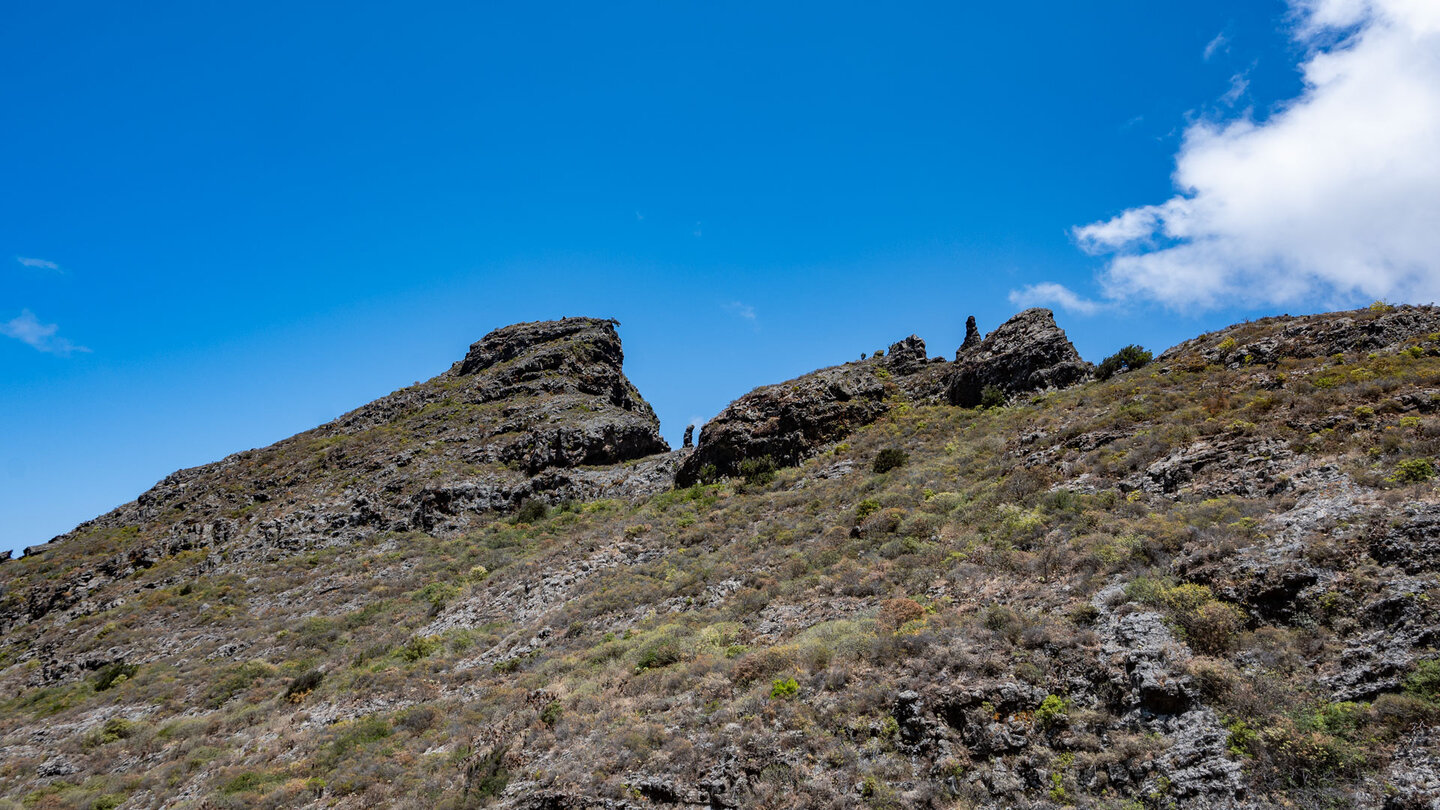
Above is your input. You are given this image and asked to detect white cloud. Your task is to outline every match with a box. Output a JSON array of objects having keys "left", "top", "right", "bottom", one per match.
[
  {"left": 16, "top": 256, "right": 61, "bottom": 272},
  {"left": 2, "top": 310, "right": 89, "bottom": 356},
  {"left": 1203, "top": 32, "right": 1230, "bottom": 60},
  {"left": 723, "top": 301, "right": 757, "bottom": 321},
  {"left": 1009, "top": 282, "right": 1103, "bottom": 315},
  {"left": 1220, "top": 71, "right": 1250, "bottom": 106},
  {"left": 1070, "top": 0, "right": 1440, "bottom": 311}
]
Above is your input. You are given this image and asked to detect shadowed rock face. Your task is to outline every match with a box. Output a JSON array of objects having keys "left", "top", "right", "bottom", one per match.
[
  {"left": 676, "top": 336, "right": 948, "bottom": 486},
  {"left": 946, "top": 308, "right": 1091, "bottom": 407},
  {"left": 327, "top": 317, "right": 668, "bottom": 472}
]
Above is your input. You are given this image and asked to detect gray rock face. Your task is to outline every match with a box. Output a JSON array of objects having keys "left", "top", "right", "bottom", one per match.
[
  {"left": 6, "top": 317, "right": 671, "bottom": 637},
  {"left": 881, "top": 335, "right": 929, "bottom": 375},
  {"left": 676, "top": 363, "right": 891, "bottom": 486},
  {"left": 947, "top": 309, "right": 1091, "bottom": 407},
  {"left": 676, "top": 340, "right": 949, "bottom": 486},
  {"left": 1370, "top": 504, "right": 1440, "bottom": 574},
  {"left": 1161, "top": 304, "right": 1440, "bottom": 367}
]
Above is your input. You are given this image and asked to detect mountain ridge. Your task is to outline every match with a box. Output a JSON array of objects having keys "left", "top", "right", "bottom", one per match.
[{"left": 4, "top": 303, "right": 1440, "bottom": 809}]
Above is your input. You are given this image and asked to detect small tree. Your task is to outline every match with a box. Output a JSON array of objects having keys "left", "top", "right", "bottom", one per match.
[
  {"left": 1095, "top": 344, "right": 1153, "bottom": 381},
  {"left": 980, "top": 385, "right": 1007, "bottom": 409}
]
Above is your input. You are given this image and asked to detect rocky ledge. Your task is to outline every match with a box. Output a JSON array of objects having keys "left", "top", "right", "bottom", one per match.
[
  {"left": 676, "top": 336, "right": 950, "bottom": 486},
  {"left": 947, "top": 308, "right": 1091, "bottom": 407}
]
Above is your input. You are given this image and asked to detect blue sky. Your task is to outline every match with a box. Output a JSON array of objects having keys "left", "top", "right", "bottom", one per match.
[{"left": 5, "top": 1, "right": 1438, "bottom": 553}]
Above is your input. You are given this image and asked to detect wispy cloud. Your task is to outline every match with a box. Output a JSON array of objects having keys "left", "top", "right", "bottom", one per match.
[
  {"left": 16, "top": 256, "right": 62, "bottom": 272},
  {"left": 1009, "top": 283, "right": 1103, "bottom": 315},
  {"left": 1219, "top": 71, "right": 1250, "bottom": 106},
  {"left": 1203, "top": 31, "right": 1230, "bottom": 61},
  {"left": 2, "top": 310, "right": 89, "bottom": 356},
  {"left": 1055, "top": 0, "right": 1440, "bottom": 312},
  {"left": 723, "top": 301, "right": 757, "bottom": 322}
]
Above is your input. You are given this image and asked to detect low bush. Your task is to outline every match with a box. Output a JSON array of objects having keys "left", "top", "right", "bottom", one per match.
[
  {"left": 1390, "top": 458, "right": 1437, "bottom": 484},
  {"left": 738, "top": 455, "right": 778, "bottom": 486},
  {"left": 872, "top": 448, "right": 909, "bottom": 474},
  {"left": 770, "top": 677, "right": 799, "bottom": 699},
  {"left": 283, "top": 669, "right": 324, "bottom": 703},
  {"left": 92, "top": 662, "right": 138, "bottom": 692},
  {"left": 513, "top": 499, "right": 548, "bottom": 524}
]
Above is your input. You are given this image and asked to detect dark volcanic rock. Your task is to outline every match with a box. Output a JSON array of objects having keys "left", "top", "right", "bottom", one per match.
[
  {"left": 677, "top": 338, "right": 949, "bottom": 486},
  {"left": 1370, "top": 503, "right": 1440, "bottom": 574},
  {"left": 947, "top": 308, "right": 1091, "bottom": 407},
  {"left": 676, "top": 363, "right": 891, "bottom": 486},
  {"left": 881, "top": 335, "right": 929, "bottom": 375},
  {"left": 958, "top": 314, "right": 981, "bottom": 356}
]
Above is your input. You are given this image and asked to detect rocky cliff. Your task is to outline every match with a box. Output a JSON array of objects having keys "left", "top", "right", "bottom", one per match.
[
  {"left": 676, "top": 336, "right": 949, "bottom": 486},
  {"left": 3, "top": 305, "right": 1440, "bottom": 810},
  {"left": 947, "top": 308, "right": 1091, "bottom": 407},
  {"left": 2, "top": 317, "right": 673, "bottom": 637}
]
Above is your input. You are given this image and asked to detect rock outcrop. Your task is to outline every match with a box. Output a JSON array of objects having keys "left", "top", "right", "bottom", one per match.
[
  {"left": 677, "top": 337, "right": 947, "bottom": 485},
  {"left": 958, "top": 314, "right": 981, "bottom": 356},
  {"left": 947, "top": 308, "right": 1091, "bottom": 407},
  {"left": 5, "top": 317, "right": 672, "bottom": 634},
  {"left": 676, "top": 363, "right": 891, "bottom": 486},
  {"left": 1160, "top": 304, "right": 1440, "bottom": 368}
]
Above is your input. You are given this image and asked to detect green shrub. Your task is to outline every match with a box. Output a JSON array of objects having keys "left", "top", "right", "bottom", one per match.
[
  {"left": 326, "top": 716, "right": 392, "bottom": 763},
  {"left": 1390, "top": 458, "right": 1437, "bottom": 484},
  {"left": 1404, "top": 659, "right": 1440, "bottom": 703},
  {"left": 980, "top": 385, "right": 1007, "bottom": 409},
  {"left": 1095, "top": 344, "right": 1153, "bottom": 381},
  {"left": 283, "top": 669, "right": 324, "bottom": 703},
  {"left": 92, "top": 717, "right": 137, "bottom": 745},
  {"left": 854, "top": 498, "right": 881, "bottom": 523},
  {"left": 1180, "top": 601, "right": 1247, "bottom": 655},
  {"left": 635, "top": 637, "right": 683, "bottom": 671},
  {"left": 738, "top": 455, "right": 777, "bottom": 486},
  {"left": 1035, "top": 694, "right": 1070, "bottom": 729},
  {"left": 539, "top": 700, "right": 563, "bottom": 727},
  {"left": 872, "top": 447, "right": 909, "bottom": 474},
  {"left": 770, "top": 677, "right": 799, "bottom": 699},
  {"left": 92, "top": 662, "right": 138, "bottom": 692},
  {"left": 513, "top": 499, "right": 548, "bottom": 524},
  {"left": 398, "top": 635, "right": 441, "bottom": 662},
  {"left": 220, "top": 771, "right": 270, "bottom": 795},
  {"left": 1125, "top": 577, "right": 1246, "bottom": 654}
]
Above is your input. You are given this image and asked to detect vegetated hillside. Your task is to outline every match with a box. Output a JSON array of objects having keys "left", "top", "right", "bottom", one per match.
[{"left": 3, "top": 305, "right": 1440, "bottom": 810}]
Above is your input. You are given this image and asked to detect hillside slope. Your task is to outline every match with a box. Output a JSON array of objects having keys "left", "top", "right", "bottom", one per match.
[{"left": 4, "top": 305, "right": 1440, "bottom": 809}]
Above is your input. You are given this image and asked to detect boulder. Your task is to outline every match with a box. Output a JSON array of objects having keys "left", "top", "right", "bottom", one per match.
[{"left": 947, "top": 309, "right": 1091, "bottom": 407}]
